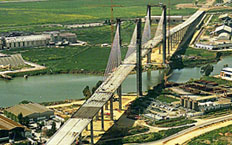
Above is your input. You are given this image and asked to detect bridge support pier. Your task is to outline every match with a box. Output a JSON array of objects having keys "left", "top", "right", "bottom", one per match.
[
  {"left": 147, "top": 70, "right": 151, "bottom": 90},
  {"left": 110, "top": 96, "right": 114, "bottom": 120},
  {"left": 96, "top": 112, "right": 99, "bottom": 120},
  {"left": 79, "top": 132, "right": 82, "bottom": 145},
  {"left": 105, "top": 102, "right": 109, "bottom": 110},
  {"left": 101, "top": 107, "right": 104, "bottom": 131},
  {"left": 136, "top": 18, "right": 142, "bottom": 97},
  {"left": 90, "top": 120, "right": 94, "bottom": 145},
  {"left": 169, "top": 35, "right": 172, "bottom": 51},
  {"left": 147, "top": 50, "right": 151, "bottom": 64},
  {"left": 117, "top": 86, "right": 122, "bottom": 110}
]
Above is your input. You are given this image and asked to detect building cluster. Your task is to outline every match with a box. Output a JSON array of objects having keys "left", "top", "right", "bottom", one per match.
[
  {"left": 5, "top": 103, "right": 54, "bottom": 123},
  {"left": 0, "top": 32, "right": 78, "bottom": 50},
  {"left": 220, "top": 67, "right": 232, "bottom": 80},
  {"left": 177, "top": 80, "right": 232, "bottom": 112},
  {"left": 0, "top": 115, "right": 26, "bottom": 143},
  {"left": 195, "top": 13, "right": 232, "bottom": 50},
  {"left": 0, "top": 103, "right": 62, "bottom": 144}
]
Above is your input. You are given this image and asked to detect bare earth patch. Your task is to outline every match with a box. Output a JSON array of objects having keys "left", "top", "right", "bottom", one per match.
[{"left": 176, "top": 3, "right": 198, "bottom": 9}]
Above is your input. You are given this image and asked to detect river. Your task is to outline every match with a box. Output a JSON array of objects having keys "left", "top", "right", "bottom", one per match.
[{"left": 0, "top": 56, "right": 231, "bottom": 107}]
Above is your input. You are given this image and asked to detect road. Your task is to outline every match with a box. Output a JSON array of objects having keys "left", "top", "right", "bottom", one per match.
[
  {"left": 139, "top": 114, "right": 232, "bottom": 145},
  {"left": 0, "top": 61, "right": 46, "bottom": 76}
]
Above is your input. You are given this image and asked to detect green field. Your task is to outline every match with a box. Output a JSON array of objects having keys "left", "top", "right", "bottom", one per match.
[
  {"left": 188, "top": 124, "right": 232, "bottom": 145},
  {"left": 1, "top": 46, "right": 128, "bottom": 75},
  {"left": 0, "top": 0, "right": 196, "bottom": 29}
]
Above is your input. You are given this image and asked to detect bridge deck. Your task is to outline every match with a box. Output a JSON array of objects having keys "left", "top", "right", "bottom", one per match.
[{"left": 46, "top": 10, "right": 205, "bottom": 145}]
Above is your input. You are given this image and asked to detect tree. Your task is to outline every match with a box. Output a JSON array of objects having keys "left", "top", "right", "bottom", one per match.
[
  {"left": 23, "top": 117, "right": 30, "bottom": 127},
  {"left": 83, "top": 86, "right": 91, "bottom": 100},
  {"left": 18, "top": 113, "right": 23, "bottom": 124},
  {"left": 19, "top": 100, "right": 31, "bottom": 104},
  {"left": 92, "top": 81, "right": 103, "bottom": 94},
  {"left": 216, "top": 52, "right": 222, "bottom": 59},
  {"left": 51, "top": 121, "right": 56, "bottom": 132},
  {"left": 46, "top": 121, "right": 56, "bottom": 137},
  {"left": 200, "top": 64, "right": 214, "bottom": 76}
]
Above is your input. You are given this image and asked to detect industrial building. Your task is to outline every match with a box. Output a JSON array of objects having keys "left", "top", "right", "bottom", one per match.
[
  {"left": 5, "top": 35, "right": 50, "bottom": 49},
  {"left": 0, "top": 32, "right": 77, "bottom": 49},
  {"left": 181, "top": 95, "right": 231, "bottom": 112},
  {"left": 220, "top": 67, "right": 232, "bottom": 81},
  {"left": 0, "top": 115, "right": 25, "bottom": 143},
  {"left": 5, "top": 103, "right": 54, "bottom": 122}
]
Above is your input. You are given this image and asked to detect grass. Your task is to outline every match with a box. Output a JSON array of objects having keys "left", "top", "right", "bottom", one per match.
[
  {"left": 201, "top": 76, "right": 232, "bottom": 87},
  {"left": 188, "top": 124, "right": 232, "bottom": 145},
  {"left": 0, "top": 0, "right": 196, "bottom": 29},
  {"left": 182, "top": 47, "right": 217, "bottom": 67},
  {"left": 73, "top": 21, "right": 137, "bottom": 44},
  {"left": 1, "top": 45, "right": 127, "bottom": 75},
  {"left": 156, "top": 89, "right": 179, "bottom": 103},
  {"left": 156, "top": 94, "right": 179, "bottom": 103},
  {"left": 150, "top": 117, "right": 196, "bottom": 127},
  {"left": 182, "top": 47, "right": 232, "bottom": 67}
]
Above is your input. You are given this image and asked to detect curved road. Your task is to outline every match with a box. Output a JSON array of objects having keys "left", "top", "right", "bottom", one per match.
[{"left": 137, "top": 114, "right": 232, "bottom": 145}]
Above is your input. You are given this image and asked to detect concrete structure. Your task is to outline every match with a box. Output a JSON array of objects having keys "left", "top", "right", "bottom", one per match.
[
  {"left": 218, "top": 32, "right": 231, "bottom": 40},
  {"left": 59, "top": 33, "right": 77, "bottom": 43},
  {"left": 47, "top": 32, "right": 77, "bottom": 43},
  {"left": 5, "top": 35, "right": 50, "bottom": 49},
  {"left": 219, "top": 14, "right": 231, "bottom": 20},
  {"left": 146, "top": 16, "right": 184, "bottom": 23},
  {"left": 181, "top": 94, "right": 231, "bottom": 112},
  {"left": 46, "top": 10, "right": 205, "bottom": 145},
  {"left": 0, "top": 115, "right": 25, "bottom": 142},
  {"left": 195, "top": 43, "right": 232, "bottom": 50},
  {"left": 6, "top": 103, "right": 54, "bottom": 122},
  {"left": 220, "top": 67, "right": 232, "bottom": 81},
  {"left": 0, "top": 54, "right": 26, "bottom": 67},
  {"left": 214, "top": 25, "right": 232, "bottom": 35}
]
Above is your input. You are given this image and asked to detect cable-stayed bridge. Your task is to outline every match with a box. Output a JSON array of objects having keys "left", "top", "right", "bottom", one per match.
[{"left": 46, "top": 6, "right": 205, "bottom": 145}]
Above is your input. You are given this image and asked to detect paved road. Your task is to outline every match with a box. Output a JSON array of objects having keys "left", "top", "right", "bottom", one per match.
[
  {"left": 138, "top": 114, "right": 232, "bottom": 145},
  {"left": 0, "top": 61, "right": 46, "bottom": 76}
]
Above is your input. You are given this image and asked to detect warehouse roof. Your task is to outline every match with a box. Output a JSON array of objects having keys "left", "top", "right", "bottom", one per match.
[
  {"left": 0, "top": 115, "right": 24, "bottom": 131},
  {"left": 5, "top": 34, "right": 50, "bottom": 43},
  {"left": 6, "top": 103, "right": 53, "bottom": 117}
]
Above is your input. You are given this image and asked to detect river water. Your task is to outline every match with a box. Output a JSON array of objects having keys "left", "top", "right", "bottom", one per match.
[{"left": 0, "top": 56, "right": 231, "bottom": 107}]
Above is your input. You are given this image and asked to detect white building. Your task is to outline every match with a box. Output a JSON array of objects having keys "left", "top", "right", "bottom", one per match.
[
  {"left": 218, "top": 32, "right": 231, "bottom": 40},
  {"left": 5, "top": 35, "right": 50, "bottom": 49},
  {"left": 195, "top": 43, "right": 232, "bottom": 50},
  {"left": 220, "top": 67, "right": 232, "bottom": 81},
  {"left": 213, "top": 25, "right": 232, "bottom": 35}
]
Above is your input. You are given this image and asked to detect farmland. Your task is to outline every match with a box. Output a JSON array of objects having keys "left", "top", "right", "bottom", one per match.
[
  {"left": 0, "top": 0, "right": 197, "bottom": 31},
  {"left": 0, "top": 0, "right": 198, "bottom": 76}
]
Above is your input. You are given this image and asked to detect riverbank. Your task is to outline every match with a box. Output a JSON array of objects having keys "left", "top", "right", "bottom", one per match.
[{"left": 170, "top": 46, "right": 232, "bottom": 69}]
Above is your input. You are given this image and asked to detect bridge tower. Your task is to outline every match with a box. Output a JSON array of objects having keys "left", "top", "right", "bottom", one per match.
[
  {"left": 136, "top": 18, "right": 143, "bottom": 97},
  {"left": 162, "top": 5, "right": 167, "bottom": 65}
]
